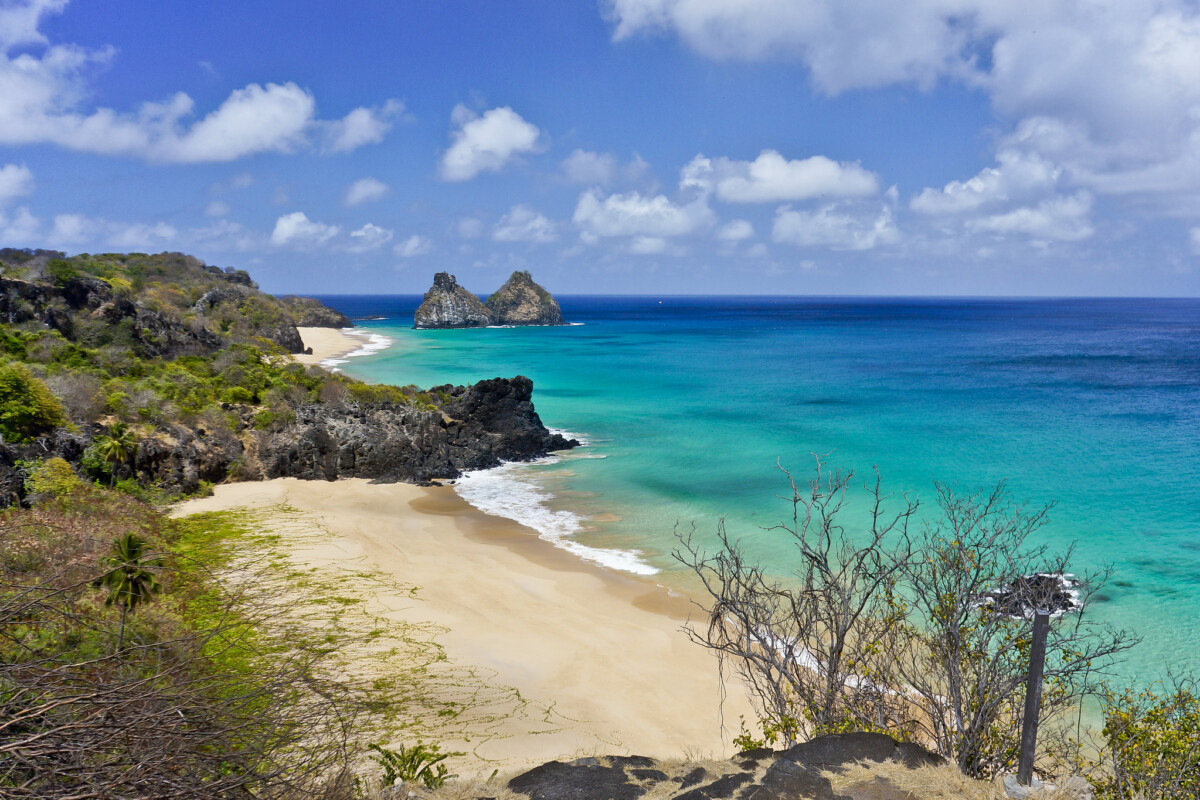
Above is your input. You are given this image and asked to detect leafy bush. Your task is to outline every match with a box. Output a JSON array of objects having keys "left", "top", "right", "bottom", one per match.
[
  {"left": 0, "top": 362, "right": 69, "bottom": 442},
  {"left": 368, "top": 741, "right": 462, "bottom": 790},
  {"left": 1098, "top": 677, "right": 1200, "bottom": 799},
  {"left": 23, "top": 457, "right": 82, "bottom": 499}
]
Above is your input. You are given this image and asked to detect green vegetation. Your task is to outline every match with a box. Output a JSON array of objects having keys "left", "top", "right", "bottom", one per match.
[
  {"left": 0, "top": 361, "right": 68, "bottom": 442},
  {"left": 92, "top": 532, "right": 162, "bottom": 652},
  {"left": 368, "top": 741, "right": 462, "bottom": 790}
]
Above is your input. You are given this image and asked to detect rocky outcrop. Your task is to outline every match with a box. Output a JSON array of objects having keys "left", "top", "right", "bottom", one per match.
[
  {"left": 0, "top": 375, "right": 577, "bottom": 504},
  {"left": 277, "top": 295, "right": 353, "bottom": 328},
  {"left": 503, "top": 734, "right": 943, "bottom": 800},
  {"left": 258, "top": 376, "right": 576, "bottom": 484},
  {"left": 484, "top": 270, "right": 565, "bottom": 325},
  {"left": 413, "top": 273, "right": 491, "bottom": 329}
]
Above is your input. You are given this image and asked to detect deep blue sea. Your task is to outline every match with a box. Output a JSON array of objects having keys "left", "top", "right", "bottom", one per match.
[{"left": 316, "top": 295, "right": 1200, "bottom": 683}]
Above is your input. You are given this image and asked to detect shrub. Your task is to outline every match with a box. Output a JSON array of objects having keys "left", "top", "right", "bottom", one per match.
[
  {"left": 0, "top": 362, "right": 69, "bottom": 442},
  {"left": 45, "top": 258, "right": 78, "bottom": 287},
  {"left": 23, "top": 457, "right": 82, "bottom": 499},
  {"left": 1098, "top": 677, "right": 1200, "bottom": 799}
]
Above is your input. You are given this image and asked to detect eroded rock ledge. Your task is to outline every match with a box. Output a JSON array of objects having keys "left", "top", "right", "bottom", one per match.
[{"left": 504, "top": 733, "right": 943, "bottom": 800}]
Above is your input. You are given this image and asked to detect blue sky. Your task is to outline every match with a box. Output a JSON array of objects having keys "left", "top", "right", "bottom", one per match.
[{"left": 1, "top": 0, "right": 1199, "bottom": 296}]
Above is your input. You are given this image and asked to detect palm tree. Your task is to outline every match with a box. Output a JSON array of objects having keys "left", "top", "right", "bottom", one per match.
[
  {"left": 93, "top": 421, "right": 138, "bottom": 487},
  {"left": 93, "top": 533, "right": 161, "bottom": 653}
]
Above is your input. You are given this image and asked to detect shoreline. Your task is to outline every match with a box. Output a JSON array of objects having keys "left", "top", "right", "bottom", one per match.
[
  {"left": 173, "top": 478, "right": 754, "bottom": 770},
  {"left": 294, "top": 326, "right": 394, "bottom": 368}
]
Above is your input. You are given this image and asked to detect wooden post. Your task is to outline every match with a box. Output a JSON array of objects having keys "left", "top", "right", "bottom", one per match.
[{"left": 1017, "top": 610, "right": 1051, "bottom": 786}]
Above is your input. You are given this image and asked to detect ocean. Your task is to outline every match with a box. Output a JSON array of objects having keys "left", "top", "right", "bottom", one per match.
[{"left": 316, "top": 295, "right": 1200, "bottom": 683}]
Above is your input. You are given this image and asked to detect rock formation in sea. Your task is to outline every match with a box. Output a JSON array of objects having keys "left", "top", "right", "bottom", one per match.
[
  {"left": 484, "top": 270, "right": 565, "bottom": 326},
  {"left": 412, "top": 272, "right": 492, "bottom": 329}
]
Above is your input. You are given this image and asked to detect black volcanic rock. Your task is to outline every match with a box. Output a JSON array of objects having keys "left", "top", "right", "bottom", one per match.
[
  {"left": 484, "top": 270, "right": 565, "bottom": 325},
  {"left": 413, "top": 272, "right": 491, "bottom": 329},
  {"left": 277, "top": 295, "right": 353, "bottom": 328},
  {"left": 502, "top": 734, "right": 944, "bottom": 800}
]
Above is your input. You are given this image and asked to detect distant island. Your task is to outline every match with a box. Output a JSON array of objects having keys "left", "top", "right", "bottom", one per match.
[{"left": 414, "top": 270, "right": 565, "bottom": 329}]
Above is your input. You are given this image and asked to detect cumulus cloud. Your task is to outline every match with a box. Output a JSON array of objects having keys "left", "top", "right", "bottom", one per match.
[
  {"left": 629, "top": 236, "right": 667, "bottom": 254},
  {"left": 204, "top": 200, "right": 230, "bottom": 218},
  {"left": 607, "top": 1, "right": 1200, "bottom": 209},
  {"left": 270, "top": 212, "right": 340, "bottom": 247},
  {"left": 573, "top": 188, "right": 714, "bottom": 238},
  {"left": 772, "top": 204, "right": 900, "bottom": 250},
  {"left": 440, "top": 105, "right": 542, "bottom": 181},
  {"left": 0, "top": 163, "right": 34, "bottom": 205},
  {"left": 0, "top": 1, "right": 397, "bottom": 162},
  {"left": 965, "top": 192, "right": 1095, "bottom": 242},
  {"left": 320, "top": 100, "right": 405, "bottom": 153},
  {"left": 0, "top": 206, "right": 39, "bottom": 243},
  {"left": 456, "top": 217, "right": 485, "bottom": 239},
  {"left": 562, "top": 149, "right": 618, "bottom": 185},
  {"left": 344, "top": 177, "right": 390, "bottom": 206},
  {"left": 1191, "top": 227, "right": 1200, "bottom": 255},
  {"left": 395, "top": 234, "right": 433, "bottom": 257},
  {"left": 348, "top": 223, "right": 393, "bottom": 252},
  {"left": 717, "top": 219, "right": 754, "bottom": 241},
  {"left": 911, "top": 150, "right": 1061, "bottom": 215},
  {"left": 493, "top": 204, "right": 557, "bottom": 243},
  {"left": 683, "top": 151, "right": 879, "bottom": 203}
]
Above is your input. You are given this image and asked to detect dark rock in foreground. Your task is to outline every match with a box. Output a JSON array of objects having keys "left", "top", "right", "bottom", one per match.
[
  {"left": 484, "top": 270, "right": 565, "bottom": 326},
  {"left": 413, "top": 272, "right": 491, "bottom": 329},
  {"left": 503, "top": 733, "right": 943, "bottom": 800}
]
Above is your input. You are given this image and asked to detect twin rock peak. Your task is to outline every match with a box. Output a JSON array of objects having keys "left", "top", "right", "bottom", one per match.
[{"left": 413, "top": 270, "right": 565, "bottom": 329}]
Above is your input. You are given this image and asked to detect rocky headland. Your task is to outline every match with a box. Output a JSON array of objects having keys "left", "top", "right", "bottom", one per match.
[
  {"left": 0, "top": 249, "right": 577, "bottom": 506},
  {"left": 413, "top": 270, "right": 565, "bottom": 328}
]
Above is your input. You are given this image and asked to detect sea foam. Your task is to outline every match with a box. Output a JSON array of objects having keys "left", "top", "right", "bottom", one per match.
[
  {"left": 321, "top": 328, "right": 394, "bottom": 369},
  {"left": 453, "top": 457, "right": 657, "bottom": 576}
]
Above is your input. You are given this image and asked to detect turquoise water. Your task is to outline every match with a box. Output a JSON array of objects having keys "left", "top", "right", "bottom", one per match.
[{"left": 321, "top": 296, "right": 1200, "bottom": 682}]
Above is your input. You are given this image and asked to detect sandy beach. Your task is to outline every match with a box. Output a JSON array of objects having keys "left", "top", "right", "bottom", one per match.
[
  {"left": 173, "top": 478, "right": 754, "bottom": 770},
  {"left": 293, "top": 326, "right": 363, "bottom": 366}
]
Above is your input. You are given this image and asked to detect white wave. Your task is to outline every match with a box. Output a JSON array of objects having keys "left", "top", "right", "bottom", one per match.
[
  {"left": 453, "top": 461, "right": 658, "bottom": 576},
  {"left": 321, "top": 328, "right": 394, "bottom": 369},
  {"left": 549, "top": 428, "right": 590, "bottom": 447}
]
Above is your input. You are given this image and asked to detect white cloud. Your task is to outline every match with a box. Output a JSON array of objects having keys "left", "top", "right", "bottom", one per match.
[
  {"left": 320, "top": 99, "right": 404, "bottom": 153},
  {"left": 1190, "top": 227, "right": 1200, "bottom": 255},
  {"left": 629, "top": 236, "right": 667, "bottom": 254},
  {"left": 440, "top": 105, "right": 542, "bottom": 181},
  {"left": 562, "top": 149, "right": 618, "bottom": 185},
  {"left": 0, "top": 163, "right": 34, "bottom": 205},
  {"left": 348, "top": 223, "right": 393, "bottom": 252},
  {"left": 456, "top": 217, "right": 485, "bottom": 239},
  {"left": 573, "top": 188, "right": 714, "bottom": 238},
  {"left": 270, "top": 212, "right": 340, "bottom": 247},
  {"left": 772, "top": 204, "right": 900, "bottom": 250},
  {"left": 493, "top": 204, "right": 556, "bottom": 243},
  {"left": 0, "top": 206, "right": 40, "bottom": 243},
  {"left": 204, "top": 200, "right": 229, "bottom": 217},
  {"left": 965, "top": 192, "right": 1095, "bottom": 242},
  {"left": 106, "top": 221, "right": 177, "bottom": 249},
  {"left": 607, "top": 1, "right": 1200, "bottom": 211},
  {"left": 911, "top": 150, "right": 1061, "bottom": 215},
  {"left": 717, "top": 219, "right": 754, "bottom": 241},
  {"left": 684, "top": 150, "right": 880, "bottom": 203},
  {"left": 344, "top": 177, "right": 390, "bottom": 206},
  {"left": 395, "top": 234, "right": 433, "bottom": 257},
  {"left": 0, "top": 3, "right": 396, "bottom": 162}
]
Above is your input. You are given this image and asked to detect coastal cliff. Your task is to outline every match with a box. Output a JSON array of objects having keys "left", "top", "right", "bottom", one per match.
[
  {"left": 413, "top": 272, "right": 492, "bottom": 329},
  {"left": 414, "top": 270, "right": 566, "bottom": 328},
  {"left": 485, "top": 270, "right": 565, "bottom": 325},
  {"left": 0, "top": 249, "right": 577, "bottom": 506}
]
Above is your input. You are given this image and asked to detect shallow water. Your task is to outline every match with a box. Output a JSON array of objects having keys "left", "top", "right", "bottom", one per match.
[{"left": 319, "top": 294, "right": 1200, "bottom": 683}]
